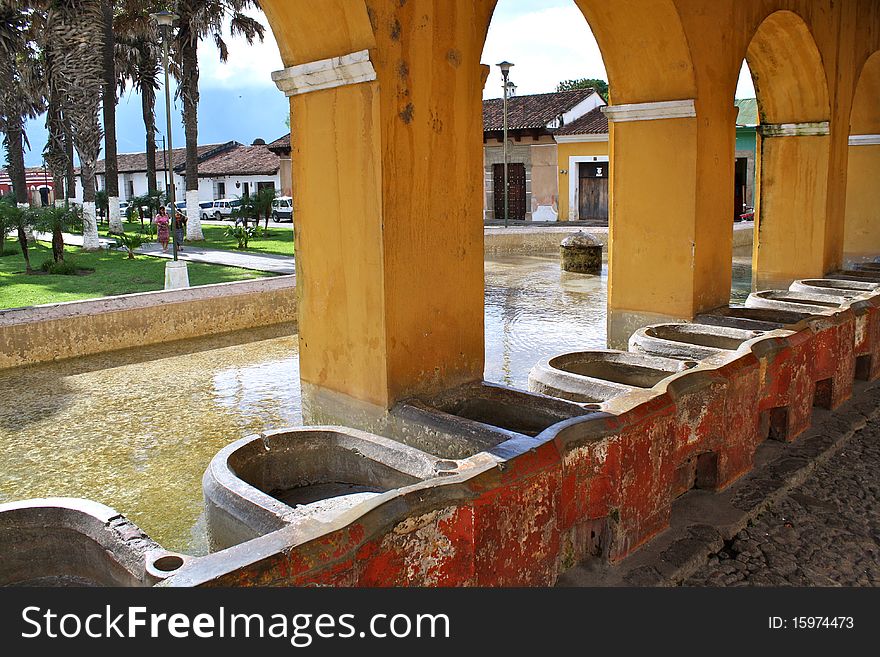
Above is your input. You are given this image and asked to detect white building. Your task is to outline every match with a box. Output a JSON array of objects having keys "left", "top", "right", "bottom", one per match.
[{"left": 74, "top": 139, "right": 284, "bottom": 204}]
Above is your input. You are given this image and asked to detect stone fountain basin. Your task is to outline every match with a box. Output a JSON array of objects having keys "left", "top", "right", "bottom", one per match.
[
  {"left": 203, "top": 427, "right": 447, "bottom": 551},
  {"left": 0, "top": 497, "right": 183, "bottom": 587},
  {"left": 694, "top": 305, "right": 815, "bottom": 331},
  {"left": 528, "top": 349, "right": 697, "bottom": 405},
  {"left": 629, "top": 323, "right": 766, "bottom": 360},
  {"left": 391, "top": 382, "right": 590, "bottom": 459},
  {"left": 828, "top": 269, "right": 880, "bottom": 283},
  {"left": 789, "top": 278, "right": 879, "bottom": 297},
  {"left": 745, "top": 290, "right": 848, "bottom": 314}
]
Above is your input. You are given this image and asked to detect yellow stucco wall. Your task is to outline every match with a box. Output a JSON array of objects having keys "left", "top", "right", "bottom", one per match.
[
  {"left": 843, "top": 145, "right": 880, "bottom": 261},
  {"left": 556, "top": 140, "right": 609, "bottom": 221}
]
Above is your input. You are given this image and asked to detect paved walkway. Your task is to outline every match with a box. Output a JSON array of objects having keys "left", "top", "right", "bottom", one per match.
[
  {"left": 136, "top": 243, "right": 295, "bottom": 275},
  {"left": 683, "top": 414, "right": 880, "bottom": 587},
  {"left": 36, "top": 231, "right": 295, "bottom": 275}
]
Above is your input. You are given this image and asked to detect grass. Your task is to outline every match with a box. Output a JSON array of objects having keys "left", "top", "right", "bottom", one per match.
[
  {"left": 101, "top": 220, "right": 294, "bottom": 257},
  {"left": 0, "top": 241, "right": 270, "bottom": 310}
]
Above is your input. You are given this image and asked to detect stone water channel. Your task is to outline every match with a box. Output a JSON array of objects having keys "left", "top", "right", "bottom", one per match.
[{"left": 0, "top": 252, "right": 753, "bottom": 555}]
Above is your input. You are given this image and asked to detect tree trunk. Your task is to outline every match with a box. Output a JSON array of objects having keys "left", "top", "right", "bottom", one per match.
[
  {"left": 180, "top": 32, "right": 204, "bottom": 240},
  {"left": 52, "top": 225, "right": 64, "bottom": 262},
  {"left": 101, "top": 0, "right": 122, "bottom": 234},
  {"left": 4, "top": 121, "right": 32, "bottom": 269},
  {"left": 64, "top": 116, "right": 75, "bottom": 202},
  {"left": 5, "top": 119, "right": 28, "bottom": 206},
  {"left": 140, "top": 55, "right": 158, "bottom": 196}
]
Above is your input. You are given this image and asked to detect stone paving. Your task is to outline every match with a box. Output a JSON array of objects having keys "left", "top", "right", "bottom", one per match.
[{"left": 682, "top": 415, "right": 880, "bottom": 587}]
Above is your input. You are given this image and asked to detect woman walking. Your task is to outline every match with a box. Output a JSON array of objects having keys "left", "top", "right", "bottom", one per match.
[
  {"left": 154, "top": 206, "right": 171, "bottom": 253},
  {"left": 174, "top": 209, "right": 187, "bottom": 252}
]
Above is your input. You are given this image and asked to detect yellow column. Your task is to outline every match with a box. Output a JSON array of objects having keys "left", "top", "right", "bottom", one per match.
[
  {"left": 752, "top": 124, "right": 831, "bottom": 290},
  {"left": 606, "top": 99, "right": 735, "bottom": 347},
  {"left": 274, "top": 2, "right": 487, "bottom": 412},
  {"left": 843, "top": 138, "right": 880, "bottom": 263}
]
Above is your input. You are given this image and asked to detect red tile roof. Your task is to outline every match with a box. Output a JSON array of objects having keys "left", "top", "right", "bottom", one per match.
[
  {"left": 195, "top": 144, "right": 280, "bottom": 177},
  {"left": 93, "top": 142, "right": 238, "bottom": 174},
  {"left": 266, "top": 133, "right": 290, "bottom": 155},
  {"left": 482, "top": 88, "right": 597, "bottom": 132},
  {"left": 556, "top": 106, "right": 608, "bottom": 136}
]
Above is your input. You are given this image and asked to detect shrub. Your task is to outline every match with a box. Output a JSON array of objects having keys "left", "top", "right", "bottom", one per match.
[
  {"left": 40, "top": 258, "right": 80, "bottom": 275},
  {"left": 225, "top": 224, "right": 257, "bottom": 249},
  {"left": 109, "top": 232, "right": 152, "bottom": 259}
]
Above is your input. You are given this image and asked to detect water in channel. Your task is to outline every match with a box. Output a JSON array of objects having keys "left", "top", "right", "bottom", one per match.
[{"left": 0, "top": 253, "right": 752, "bottom": 554}]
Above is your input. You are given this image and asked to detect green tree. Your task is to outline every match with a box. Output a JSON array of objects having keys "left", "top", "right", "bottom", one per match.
[
  {"left": 26, "top": 202, "right": 83, "bottom": 263},
  {"left": 556, "top": 78, "right": 609, "bottom": 102},
  {"left": 256, "top": 186, "right": 276, "bottom": 233}
]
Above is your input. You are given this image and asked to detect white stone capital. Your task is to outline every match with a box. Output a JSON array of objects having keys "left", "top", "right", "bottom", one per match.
[
  {"left": 848, "top": 134, "right": 880, "bottom": 146},
  {"left": 759, "top": 121, "right": 830, "bottom": 137},
  {"left": 601, "top": 99, "right": 696, "bottom": 123},
  {"left": 272, "top": 50, "right": 376, "bottom": 97}
]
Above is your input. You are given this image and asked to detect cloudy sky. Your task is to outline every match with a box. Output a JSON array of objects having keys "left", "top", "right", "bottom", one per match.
[{"left": 10, "top": 1, "right": 755, "bottom": 168}]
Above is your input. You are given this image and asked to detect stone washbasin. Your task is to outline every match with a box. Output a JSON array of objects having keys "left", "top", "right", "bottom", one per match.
[
  {"left": 0, "top": 498, "right": 185, "bottom": 586},
  {"left": 392, "top": 382, "right": 589, "bottom": 458},
  {"left": 528, "top": 349, "right": 697, "bottom": 405},
  {"left": 853, "top": 262, "right": 880, "bottom": 272},
  {"left": 789, "top": 279, "right": 879, "bottom": 297},
  {"left": 745, "top": 290, "right": 848, "bottom": 314},
  {"left": 203, "top": 427, "right": 448, "bottom": 551},
  {"left": 629, "top": 323, "right": 766, "bottom": 361},
  {"left": 694, "top": 305, "right": 815, "bottom": 332},
  {"left": 828, "top": 269, "right": 880, "bottom": 283}
]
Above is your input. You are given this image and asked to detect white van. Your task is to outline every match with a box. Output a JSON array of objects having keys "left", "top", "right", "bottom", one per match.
[{"left": 271, "top": 196, "right": 293, "bottom": 222}]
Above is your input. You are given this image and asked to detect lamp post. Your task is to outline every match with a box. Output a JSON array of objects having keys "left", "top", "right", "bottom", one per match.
[
  {"left": 497, "top": 61, "right": 514, "bottom": 228},
  {"left": 151, "top": 9, "right": 189, "bottom": 289}
]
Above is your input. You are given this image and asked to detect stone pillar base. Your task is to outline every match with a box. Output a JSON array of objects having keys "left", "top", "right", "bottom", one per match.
[
  {"left": 164, "top": 260, "right": 190, "bottom": 290},
  {"left": 607, "top": 308, "right": 689, "bottom": 350}
]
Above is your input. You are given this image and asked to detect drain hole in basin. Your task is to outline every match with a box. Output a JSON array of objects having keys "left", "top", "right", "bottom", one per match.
[
  {"left": 434, "top": 460, "right": 458, "bottom": 474},
  {"left": 582, "top": 403, "right": 603, "bottom": 411},
  {"left": 152, "top": 555, "right": 184, "bottom": 573}
]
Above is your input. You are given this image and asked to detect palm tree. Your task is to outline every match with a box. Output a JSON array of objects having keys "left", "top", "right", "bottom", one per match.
[
  {"left": 115, "top": 2, "right": 162, "bottom": 199},
  {"left": 174, "top": 0, "right": 264, "bottom": 241},
  {"left": 0, "top": 0, "right": 46, "bottom": 270},
  {"left": 44, "top": 0, "right": 105, "bottom": 251},
  {"left": 95, "top": 0, "right": 124, "bottom": 234}
]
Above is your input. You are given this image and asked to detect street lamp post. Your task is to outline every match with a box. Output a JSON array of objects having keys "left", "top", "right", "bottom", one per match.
[
  {"left": 151, "top": 9, "right": 189, "bottom": 289},
  {"left": 497, "top": 61, "right": 514, "bottom": 228}
]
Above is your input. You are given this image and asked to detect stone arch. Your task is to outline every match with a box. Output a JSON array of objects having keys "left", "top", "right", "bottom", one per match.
[
  {"left": 745, "top": 10, "right": 833, "bottom": 290},
  {"left": 479, "top": 0, "right": 697, "bottom": 105},
  {"left": 746, "top": 10, "right": 831, "bottom": 125},
  {"left": 843, "top": 50, "right": 880, "bottom": 263}
]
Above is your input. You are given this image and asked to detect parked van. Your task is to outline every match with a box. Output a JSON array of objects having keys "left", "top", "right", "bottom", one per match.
[
  {"left": 202, "top": 198, "right": 241, "bottom": 221},
  {"left": 271, "top": 196, "right": 293, "bottom": 222}
]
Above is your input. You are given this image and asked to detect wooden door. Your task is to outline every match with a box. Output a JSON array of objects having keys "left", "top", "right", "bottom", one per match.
[
  {"left": 493, "top": 162, "right": 526, "bottom": 220},
  {"left": 578, "top": 162, "right": 608, "bottom": 222}
]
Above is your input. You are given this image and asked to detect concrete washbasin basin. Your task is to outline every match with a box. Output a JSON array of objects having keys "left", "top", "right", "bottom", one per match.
[
  {"left": 789, "top": 278, "right": 879, "bottom": 297},
  {"left": 0, "top": 498, "right": 184, "bottom": 586},
  {"left": 629, "top": 323, "right": 766, "bottom": 361},
  {"left": 528, "top": 349, "right": 697, "bottom": 405},
  {"left": 391, "top": 382, "right": 590, "bottom": 459},
  {"left": 745, "top": 290, "right": 848, "bottom": 314},
  {"left": 203, "top": 427, "right": 450, "bottom": 551},
  {"left": 694, "top": 305, "right": 815, "bottom": 331}
]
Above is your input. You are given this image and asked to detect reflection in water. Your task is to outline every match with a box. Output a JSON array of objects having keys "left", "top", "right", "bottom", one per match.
[
  {"left": 484, "top": 255, "right": 607, "bottom": 389},
  {"left": 0, "top": 253, "right": 752, "bottom": 554}
]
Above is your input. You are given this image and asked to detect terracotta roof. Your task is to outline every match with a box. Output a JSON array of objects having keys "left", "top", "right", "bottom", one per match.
[
  {"left": 93, "top": 142, "right": 238, "bottom": 174},
  {"left": 194, "top": 144, "right": 280, "bottom": 177},
  {"left": 483, "top": 88, "right": 596, "bottom": 132},
  {"left": 556, "top": 106, "right": 608, "bottom": 136},
  {"left": 266, "top": 133, "right": 290, "bottom": 155}
]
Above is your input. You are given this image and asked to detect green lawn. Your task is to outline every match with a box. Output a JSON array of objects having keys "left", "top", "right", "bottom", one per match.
[
  {"left": 101, "top": 220, "right": 294, "bottom": 257},
  {"left": 0, "top": 242, "right": 270, "bottom": 310}
]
